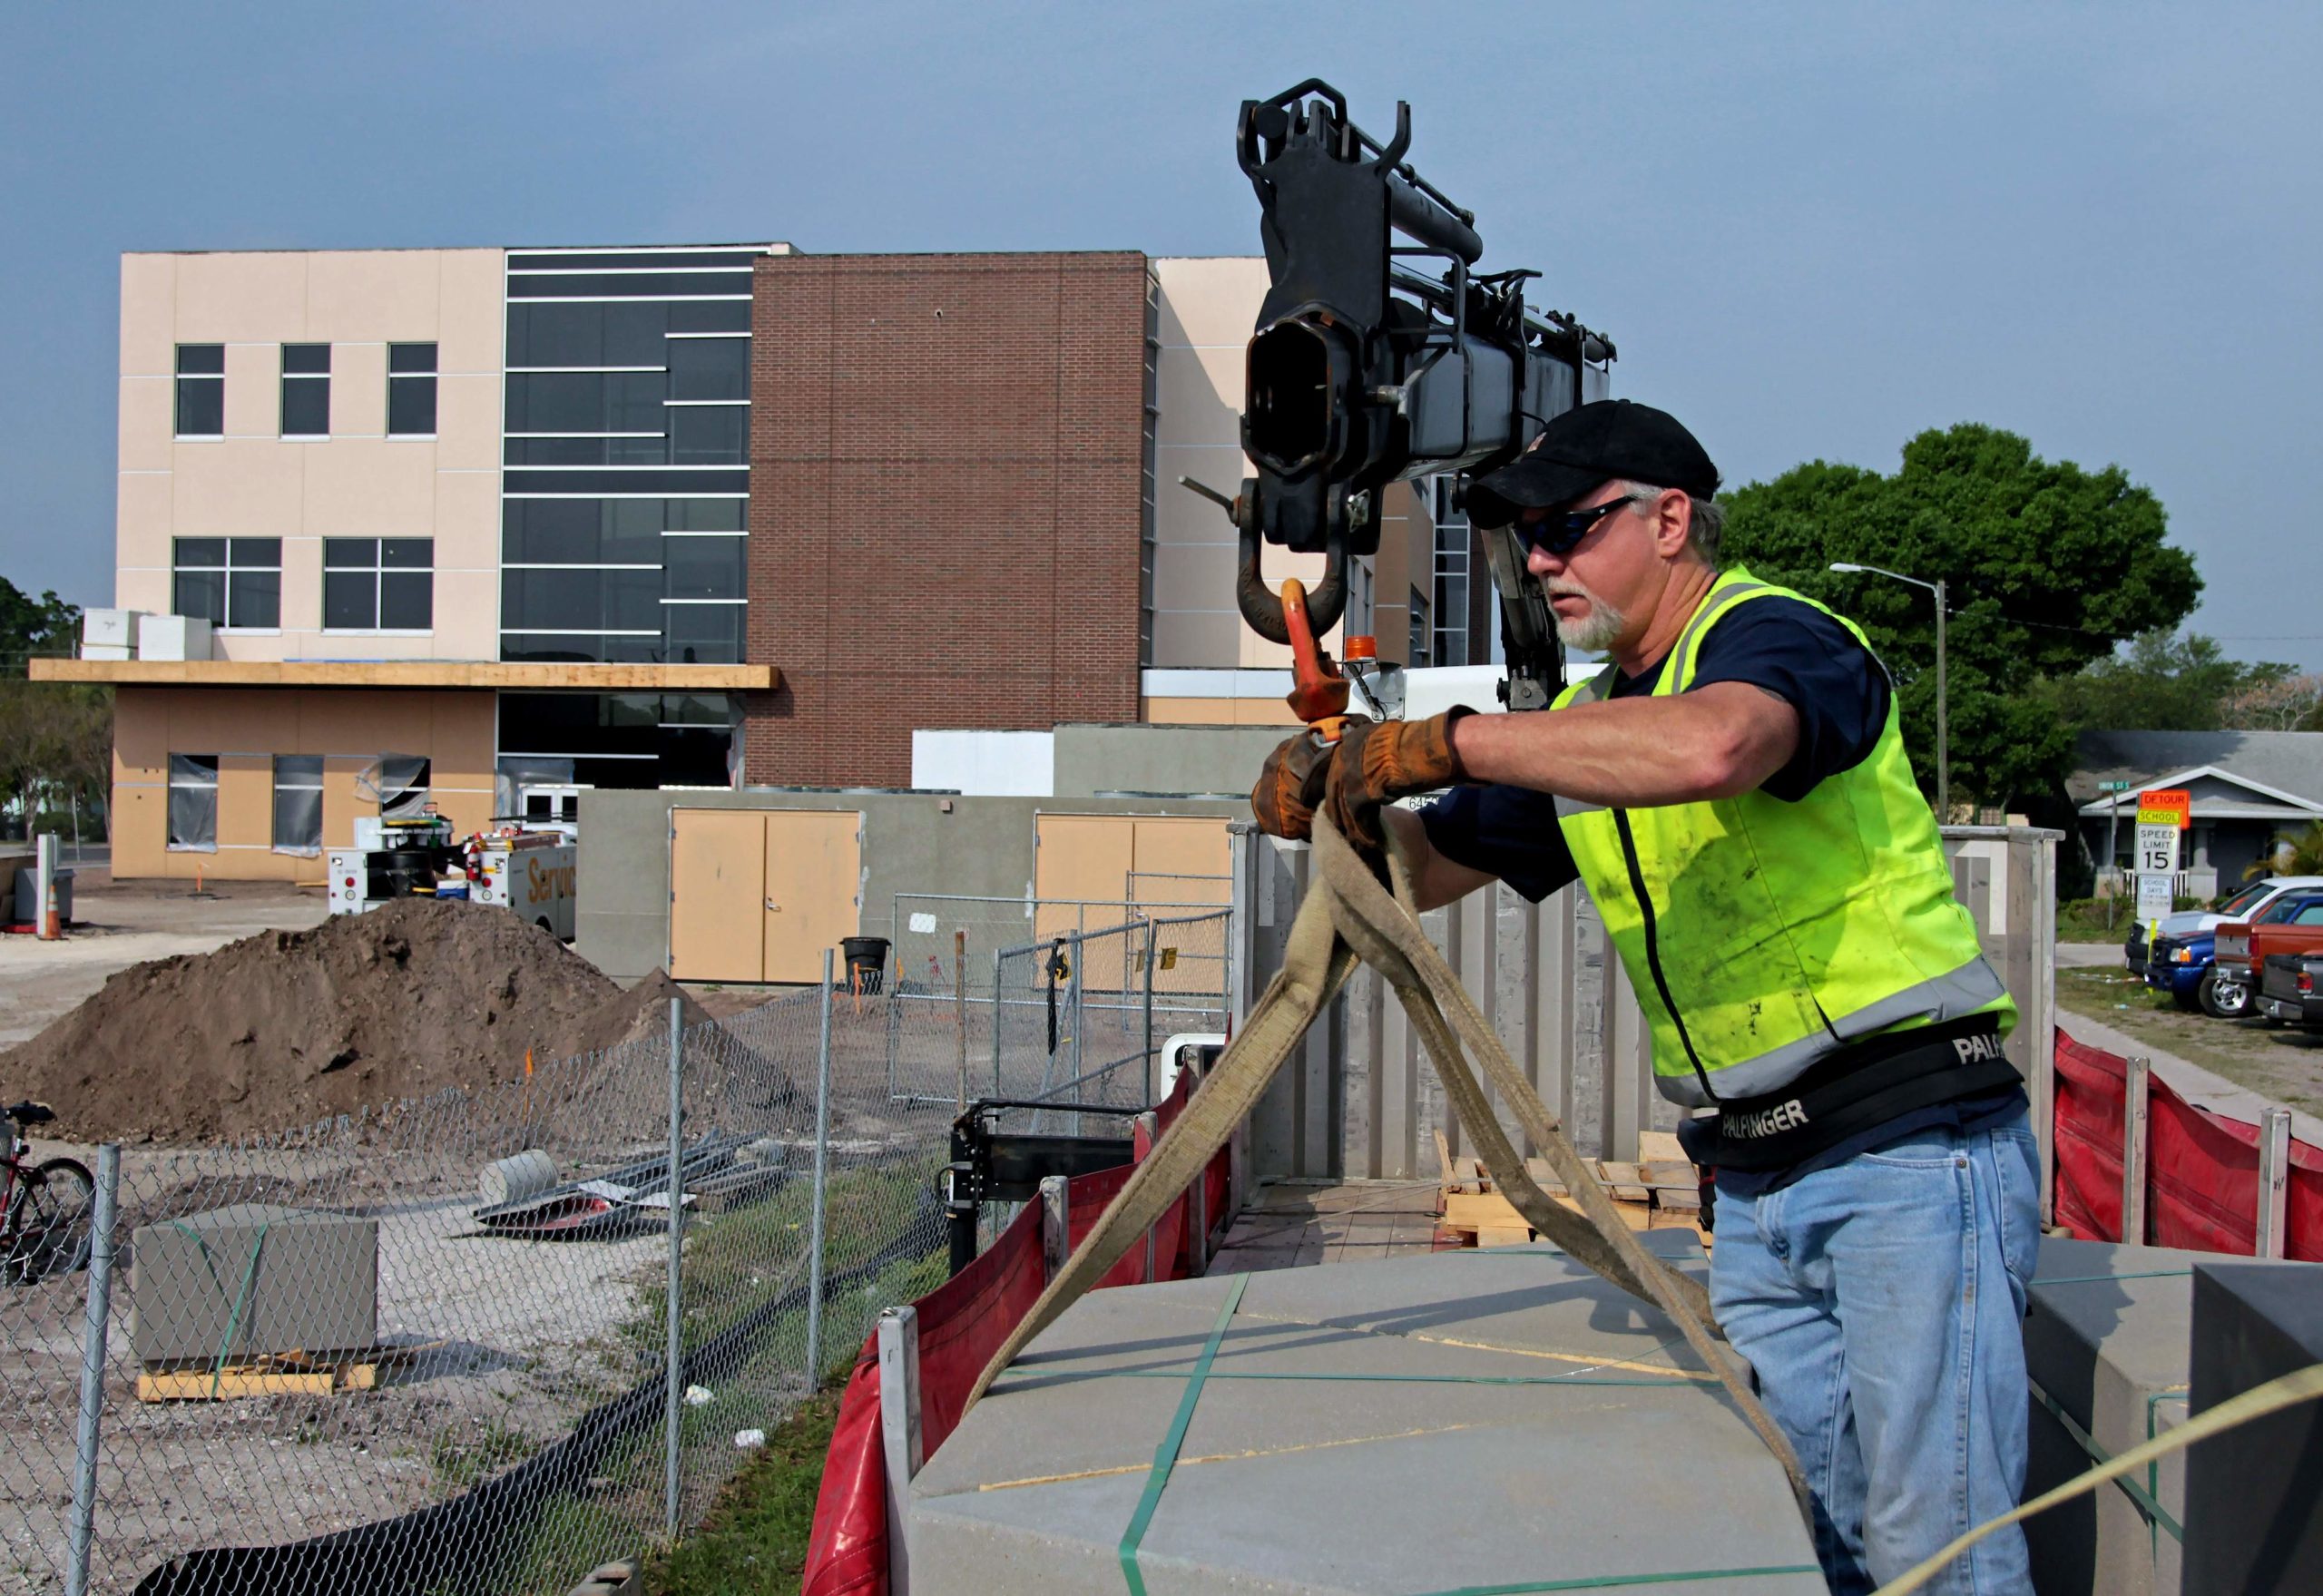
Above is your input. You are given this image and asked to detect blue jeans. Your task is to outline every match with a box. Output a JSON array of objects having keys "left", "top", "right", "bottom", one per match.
[{"left": 1712, "top": 1111, "right": 2042, "bottom": 1594}]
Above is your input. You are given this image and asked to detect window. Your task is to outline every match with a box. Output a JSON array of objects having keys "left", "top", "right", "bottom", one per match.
[
  {"left": 175, "top": 345, "right": 224, "bottom": 437},
  {"left": 167, "top": 755, "right": 219, "bottom": 851},
  {"left": 387, "top": 343, "right": 437, "bottom": 436},
  {"left": 172, "top": 537, "right": 281, "bottom": 629},
  {"left": 1432, "top": 483, "right": 1473, "bottom": 668},
  {"left": 363, "top": 756, "right": 432, "bottom": 820},
  {"left": 324, "top": 538, "right": 434, "bottom": 631},
  {"left": 279, "top": 343, "right": 330, "bottom": 436},
  {"left": 2295, "top": 904, "right": 2323, "bottom": 926},
  {"left": 272, "top": 756, "right": 324, "bottom": 855},
  {"left": 1408, "top": 586, "right": 1431, "bottom": 668}
]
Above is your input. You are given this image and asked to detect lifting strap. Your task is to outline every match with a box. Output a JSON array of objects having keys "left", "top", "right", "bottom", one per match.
[{"left": 965, "top": 810, "right": 1815, "bottom": 1531}]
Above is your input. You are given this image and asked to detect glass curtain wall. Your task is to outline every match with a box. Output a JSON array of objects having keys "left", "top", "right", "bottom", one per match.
[{"left": 498, "top": 245, "right": 761, "bottom": 790}]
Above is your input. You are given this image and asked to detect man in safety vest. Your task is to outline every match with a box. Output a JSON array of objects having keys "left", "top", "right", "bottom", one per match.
[{"left": 1251, "top": 399, "right": 2038, "bottom": 1594}]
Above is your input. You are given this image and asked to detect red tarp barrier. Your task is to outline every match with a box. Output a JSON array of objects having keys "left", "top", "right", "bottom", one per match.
[
  {"left": 2051, "top": 1025, "right": 2320, "bottom": 1259},
  {"left": 802, "top": 1074, "right": 1228, "bottom": 1596}
]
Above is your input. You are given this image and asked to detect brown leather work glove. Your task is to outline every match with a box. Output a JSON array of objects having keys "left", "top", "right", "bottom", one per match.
[
  {"left": 1251, "top": 728, "right": 1331, "bottom": 840},
  {"left": 1318, "top": 708, "right": 1471, "bottom": 856}
]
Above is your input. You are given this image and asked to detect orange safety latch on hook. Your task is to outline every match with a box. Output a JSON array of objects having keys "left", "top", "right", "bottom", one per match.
[{"left": 1279, "top": 577, "right": 1353, "bottom": 742}]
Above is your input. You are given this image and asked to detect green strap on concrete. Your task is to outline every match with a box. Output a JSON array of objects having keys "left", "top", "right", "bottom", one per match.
[
  {"left": 1117, "top": 1272, "right": 1247, "bottom": 1596},
  {"left": 1401, "top": 1568, "right": 1822, "bottom": 1594},
  {"left": 2027, "top": 1377, "right": 2184, "bottom": 1542},
  {"left": 171, "top": 1219, "right": 271, "bottom": 1399}
]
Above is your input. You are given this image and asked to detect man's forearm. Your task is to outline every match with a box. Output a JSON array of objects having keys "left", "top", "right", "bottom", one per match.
[
  {"left": 1447, "top": 682, "right": 1798, "bottom": 808},
  {"left": 1380, "top": 807, "right": 1495, "bottom": 912}
]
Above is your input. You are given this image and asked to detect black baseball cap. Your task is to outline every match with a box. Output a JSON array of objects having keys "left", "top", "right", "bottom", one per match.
[{"left": 1467, "top": 399, "right": 1720, "bottom": 525}]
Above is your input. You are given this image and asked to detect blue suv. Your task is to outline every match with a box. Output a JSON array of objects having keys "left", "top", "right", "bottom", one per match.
[{"left": 2143, "top": 927, "right": 2230, "bottom": 1013}]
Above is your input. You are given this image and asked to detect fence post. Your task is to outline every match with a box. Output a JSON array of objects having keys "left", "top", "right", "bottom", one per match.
[
  {"left": 1069, "top": 931, "right": 1084, "bottom": 1090},
  {"left": 2122, "top": 1056, "right": 2150, "bottom": 1245},
  {"left": 806, "top": 947, "right": 835, "bottom": 1389},
  {"left": 663, "top": 996, "right": 685, "bottom": 1538},
  {"left": 1040, "top": 1174, "right": 1070, "bottom": 1283},
  {"left": 2256, "top": 1106, "right": 2291, "bottom": 1258},
  {"left": 64, "top": 1143, "right": 120, "bottom": 1596},
  {"left": 990, "top": 949, "right": 1005, "bottom": 1097},
  {"left": 1141, "top": 920, "right": 1159, "bottom": 1104},
  {"left": 955, "top": 928, "right": 969, "bottom": 1112},
  {"left": 878, "top": 1304, "right": 923, "bottom": 1596},
  {"left": 1136, "top": 1110, "right": 1160, "bottom": 1280}
]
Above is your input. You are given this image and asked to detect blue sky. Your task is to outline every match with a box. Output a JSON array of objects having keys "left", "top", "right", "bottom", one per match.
[{"left": 5, "top": 2, "right": 2318, "bottom": 667}]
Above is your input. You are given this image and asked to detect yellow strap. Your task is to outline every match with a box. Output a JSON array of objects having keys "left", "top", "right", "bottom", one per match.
[
  {"left": 1871, "top": 1360, "right": 2323, "bottom": 1595},
  {"left": 964, "top": 811, "right": 1813, "bottom": 1532}
]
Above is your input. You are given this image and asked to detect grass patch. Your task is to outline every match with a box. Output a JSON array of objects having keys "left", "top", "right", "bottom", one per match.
[
  {"left": 2055, "top": 966, "right": 2323, "bottom": 1113},
  {"left": 642, "top": 1387, "right": 844, "bottom": 1596},
  {"left": 431, "top": 1419, "right": 539, "bottom": 1492}
]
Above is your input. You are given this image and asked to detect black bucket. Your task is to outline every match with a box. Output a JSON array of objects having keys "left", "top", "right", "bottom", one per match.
[{"left": 840, "top": 935, "right": 890, "bottom": 993}]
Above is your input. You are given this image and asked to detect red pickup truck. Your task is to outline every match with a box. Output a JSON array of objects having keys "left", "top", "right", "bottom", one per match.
[{"left": 2211, "top": 891, "right": 2323, "bottom": 1012}]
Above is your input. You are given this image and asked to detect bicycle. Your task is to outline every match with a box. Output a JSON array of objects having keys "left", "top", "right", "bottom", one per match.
[{"left": 2, "top": 1102, "right": 93, "bottom": 1283}]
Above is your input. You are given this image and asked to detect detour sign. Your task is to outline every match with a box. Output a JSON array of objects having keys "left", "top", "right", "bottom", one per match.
[{"left": 2137, "top": 788, "right": 2191, "bottom": 830}]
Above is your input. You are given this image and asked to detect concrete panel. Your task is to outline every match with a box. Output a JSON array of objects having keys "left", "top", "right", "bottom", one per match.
[
  {"left": 303, "top": 250, "right": 440, "bottom": 344},
  {"left": 173, "top": 251, "right": 308, "bottom": 343},
  {"left": 1147, "top": 607, "right": 1245, "bottom": 671},
  {"left": 428, "top": 570, "right": 498, "bottom": 662},
  {"left": 2002, "top": 1229, "right": 2309, "bottom": 1595},
  {"left": 911, "top": 729, "right": 1055, "bottom": 797},
  {"left": 302, "top": 438, "right": 436, "bottom": 536},
  {"left": 112, "top": 690, "right": 168, "bottom": 779},
  {"left": 279, "top": 536, "right": 322, "bottom": 633},
  {"left": 174, "top": 440, "right": 303, "bottom": 536},
  {"left": 116, "top": 471, "right": 174, "bottom": 577},
  {"left": 221, "top": 341, "right": 279, "bottom": 437},
  {"left": 119, "top": 253, "right": 178, "bottom": 376},
  {"left": 332, "top": 341, "right": 389, "bottom": 436},
  {"left": 1152, "top": 344, "right": 1244, "bottom": 447},
  {"left": 1148, "top": 539, "right": 1240, "bottom": 613},
  {"left": 1053, "top": 723, "right": 1288, "bottom": 798},
  {"left": 113, "top": 787, "right": 168, "bottom": 878},
  {"left": 1152, "top": 256, "right": 1268, "bottom": 348},
  {"left": 216, "top": 753, "right": 272, "bottom": 850},
  {"left": 909, "top": 1247, "right": 1818, "bottom": 1596},
  {"left": 434, "top": 372, "right": 501, "bottom": 469},
  {"left": 118, "top": 377, "right": 174, "bottom": 472},
  {"left": 435, "top": 249, "right": 506, "bottom": 375},
  {"left": 132, "top": 1205, "right": 376, "bottom": 1361}
]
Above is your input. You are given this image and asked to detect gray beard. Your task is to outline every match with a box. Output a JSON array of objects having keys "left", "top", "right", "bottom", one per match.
[{"left": 1549, "top": 588, "right": 1627, "bottom": 651}]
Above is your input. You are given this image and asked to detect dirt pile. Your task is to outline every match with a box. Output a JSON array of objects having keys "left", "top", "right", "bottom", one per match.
[{"left": 0, "top": 899, "right": 646, "bottom": 1143}]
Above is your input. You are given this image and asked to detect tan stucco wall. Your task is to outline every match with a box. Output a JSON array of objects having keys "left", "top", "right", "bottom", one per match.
[
  {"left": 112, "top": 687, "right": 497, "bottom": 881},
  {"left": 1140, "top": 695, "right": 1304, "bottom": 727},
  {"left": 118, "top": 249, "right": 504, "bottom": 662}
]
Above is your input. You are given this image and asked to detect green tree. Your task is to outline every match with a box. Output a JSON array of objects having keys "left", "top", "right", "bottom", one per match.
[
  {"left": 2041, "top": 629, "right": 2294, "bottom": 733},
  {"left": 1720, "top": 425, "right": 2201, "bottom": 811},
  {"left": 0, "top": 574, "right": 78, "bottom": 667}
]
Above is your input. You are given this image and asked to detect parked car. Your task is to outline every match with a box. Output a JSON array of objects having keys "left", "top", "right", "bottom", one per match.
[
  {"left": 2124, "top": 875, "right": 2323, "bottom": 976},
  {"left": 2211, "top": 891, "right": 2323, "bottom": 1019},
  {"left": 2258, "top": 954, "right": 2323, "bottom": 1027},
  {"left": 2143, "top": 930, "right": 2228, "bottom": 1013}
]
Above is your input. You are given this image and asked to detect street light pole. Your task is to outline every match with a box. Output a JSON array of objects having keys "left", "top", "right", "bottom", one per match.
[
  {"left": 1829, "top": 563, "right": 1948, "bottom": 821},
  {"left": 1934, "top": 578, "right": 1947, "bottom": 824}
]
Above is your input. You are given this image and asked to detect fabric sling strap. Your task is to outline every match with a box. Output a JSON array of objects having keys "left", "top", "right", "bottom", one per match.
[{"left": 965, "top": 810, "right": 1816, "bottom": 1530}]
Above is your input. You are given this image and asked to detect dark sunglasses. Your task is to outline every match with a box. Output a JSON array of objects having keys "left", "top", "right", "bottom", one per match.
[{"left": 1514, "top": 494, "right": 1642, "bottom": 558}]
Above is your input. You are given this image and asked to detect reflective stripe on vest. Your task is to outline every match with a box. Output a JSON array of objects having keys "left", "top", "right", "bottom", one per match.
[{"left": 1551, "top": 565, "right": 2014, "bottom": 1109}]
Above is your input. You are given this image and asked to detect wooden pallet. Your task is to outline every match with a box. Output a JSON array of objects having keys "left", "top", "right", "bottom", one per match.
[
  {"left": 1436, "top": 1131, "right": 1709, "bottom": 1249},
  {"left": 136, "top": 1342, "right": 436, "bottom": 1402}
]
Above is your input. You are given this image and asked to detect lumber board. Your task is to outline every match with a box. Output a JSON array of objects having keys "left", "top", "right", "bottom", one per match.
[
  {"left": 138, "top": 1362, "right": 377, "bottom": 1401},
  {"left": 1636, "top": 1130, "right": 1687, "bottom": 1165}
]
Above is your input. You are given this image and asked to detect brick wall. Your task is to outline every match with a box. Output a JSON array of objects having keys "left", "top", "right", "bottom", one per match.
[{"left": 745, "top": 252, "right": 1151, "bottom": 787}]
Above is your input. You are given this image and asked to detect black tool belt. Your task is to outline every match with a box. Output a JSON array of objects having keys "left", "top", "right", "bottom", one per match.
[{"left": 1686, "top": 1014, "right": 2020, "bottom": 1172}]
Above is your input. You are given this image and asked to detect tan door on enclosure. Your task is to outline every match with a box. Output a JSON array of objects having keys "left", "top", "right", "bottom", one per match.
[{"left": 670, "top": 808, "right": 862, "bottom": 983}]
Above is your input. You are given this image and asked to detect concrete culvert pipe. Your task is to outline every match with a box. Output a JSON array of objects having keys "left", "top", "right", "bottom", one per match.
[{"left": 479, "top": 1149, "right": 560, "bottom": 1204}]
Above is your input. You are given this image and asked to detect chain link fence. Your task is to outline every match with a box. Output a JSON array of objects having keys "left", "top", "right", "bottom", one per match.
[{"left": 0, "top": 975, "right": 953, "bottom": 1596}]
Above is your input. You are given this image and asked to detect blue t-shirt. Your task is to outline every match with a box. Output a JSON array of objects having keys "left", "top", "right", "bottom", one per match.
[{"left": 1418, "top": 592, "right": 2023, "bottom": 1191}]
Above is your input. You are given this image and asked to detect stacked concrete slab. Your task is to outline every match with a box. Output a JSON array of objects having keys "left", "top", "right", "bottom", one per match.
[
  {"left": 908, "top": 1235, "right": 1822, "bottom": 1595},
  {"left": 2020, "top": 1235, "right": 2320, "bottom": 1595}
]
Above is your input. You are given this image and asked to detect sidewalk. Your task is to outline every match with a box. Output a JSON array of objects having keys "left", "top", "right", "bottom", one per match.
[{"left": 2053, "top": 1005, "right": 2323, "bottom": 1149}]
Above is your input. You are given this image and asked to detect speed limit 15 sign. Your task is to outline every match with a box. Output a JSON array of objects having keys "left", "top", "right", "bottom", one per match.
[{"left": 2136, "top": 822, "right": 2180, "bottom": 875}]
